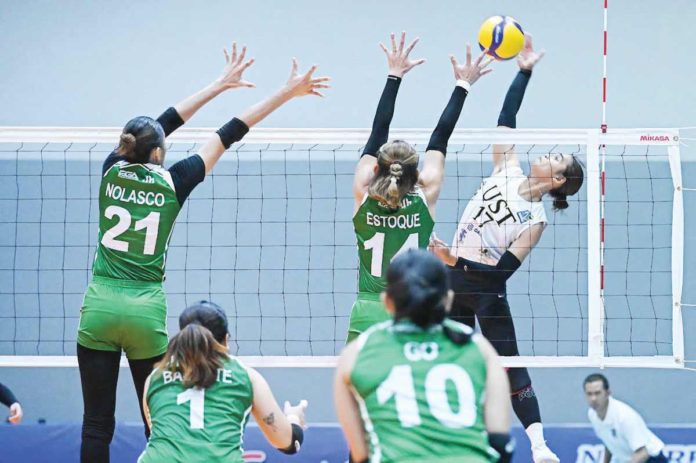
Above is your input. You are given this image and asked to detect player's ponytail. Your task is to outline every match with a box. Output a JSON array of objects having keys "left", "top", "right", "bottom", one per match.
[
  {"left": 550, "top": 154, "right": 584, "bottom": 212},
  {"left": 117, "top": 116, "right": 166, "bottom": 164},
  {"left": 368, "top": 140, "right": 418, "bottom": 210},
  {"left": 156, "top": 323, "right": 228, "bottom": 389}
]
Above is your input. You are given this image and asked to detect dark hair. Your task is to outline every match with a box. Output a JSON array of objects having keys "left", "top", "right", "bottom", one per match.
[
  {"left": 117, "top": 116, "right": 166, "bottom": 163},
  {"left": 583, "top": 373, "right": 609, "bottom": 390},
  {"left": 386, "top": 249, "right": 469, "bottom": 345},
  {"left": 156, "top": 323, "right": 228, "bottom": 389},
  {"left": 179, "top": 300, "right": 229, "bottom": 344},
  {"left": 368, "top": 140, "right": 419, "bottom": 210},
  {"left": 550, "top": 154, "right": 585, "bottom": 211}
]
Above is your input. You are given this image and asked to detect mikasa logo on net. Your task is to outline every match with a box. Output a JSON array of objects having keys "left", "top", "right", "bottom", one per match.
[{"left": 639, "top": 135, "right": 674, "bottom": 142}]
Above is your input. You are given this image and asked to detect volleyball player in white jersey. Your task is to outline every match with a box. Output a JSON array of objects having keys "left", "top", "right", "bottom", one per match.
[{"left": 430, "top": 35, "right": 584, "bottom": 463}]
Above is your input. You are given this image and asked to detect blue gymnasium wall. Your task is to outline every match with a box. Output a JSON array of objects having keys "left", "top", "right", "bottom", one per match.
[{"left": 1, "top": 0, "right": 695, "bottom": 430}]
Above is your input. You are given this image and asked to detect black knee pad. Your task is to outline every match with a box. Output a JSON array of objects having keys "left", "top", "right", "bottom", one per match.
[
  {"left": 507, "top": 367, "right": 532, "bottom": 393},
  {"left": 82, "top": 414, "right": 116, "bottom": 443}
]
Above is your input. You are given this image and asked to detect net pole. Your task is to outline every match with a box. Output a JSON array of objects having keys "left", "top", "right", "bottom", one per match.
[{"left": 667, "top": 145, "right": 685, "bottom": 365}]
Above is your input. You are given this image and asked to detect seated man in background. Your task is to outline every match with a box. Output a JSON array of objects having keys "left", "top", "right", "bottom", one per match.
[{"left": 583, "top": 374, "right": 666, "bottom": 463}]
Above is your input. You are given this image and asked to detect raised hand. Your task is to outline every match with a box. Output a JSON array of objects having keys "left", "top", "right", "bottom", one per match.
[
  {"left": 449, "top": 44, "right": 494, "bottom": 86},
  {"left": 215, "top": 41, "right": 256, "bottom": 89},
  {"left": 379, "top": 31, "right": 426, "bottom": 78},
  {"left": 284, "top": 58, "right": 331, "bottom": 98},
  {"left": 517, "top": 33, "right": 545, "bottom": 71}
]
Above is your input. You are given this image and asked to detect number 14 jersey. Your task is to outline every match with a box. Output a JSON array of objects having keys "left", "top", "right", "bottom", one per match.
[{"left": 353, "top": 189, "right": 434, "bottom": 293}]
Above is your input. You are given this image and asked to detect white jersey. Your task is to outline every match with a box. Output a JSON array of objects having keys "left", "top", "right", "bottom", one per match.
[
  {"left": 452, "top": 164, "right": 547, "bottom": 265},
  {"left": 588, "top": 397, "right": 664, "bottom": 463}
]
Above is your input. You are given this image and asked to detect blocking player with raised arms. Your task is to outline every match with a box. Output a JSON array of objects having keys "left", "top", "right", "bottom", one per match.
[
  {"left": 138, "top": 301, "right": 308, "bottom": 463},
  {"left": 77, "top": 43, "right": 329, "bottom": 463},
  {"left": 429, "top": 35, "right": 584, "bottom": 463},
  {"left": 349, "top": 32, "right": 493, "bottom": 342},
  {"left": 335, "top": 249, "right": 513, "bottom": 463}
]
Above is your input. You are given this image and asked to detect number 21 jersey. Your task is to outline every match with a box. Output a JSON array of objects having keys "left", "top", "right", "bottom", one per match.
[{"left": 93, "top": 161, "right": 182, "bottom": 282}]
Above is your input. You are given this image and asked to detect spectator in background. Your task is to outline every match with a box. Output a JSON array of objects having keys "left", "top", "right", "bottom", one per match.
[
  {"left": 583, "top": 374, "right": 666, "bottom": 463},
  {"left": 0, "top": 382, "right": 22, "bottom": 424}
]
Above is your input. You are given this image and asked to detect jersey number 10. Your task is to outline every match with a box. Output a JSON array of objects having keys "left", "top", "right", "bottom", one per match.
[
  {"left": 377, "top": 363, "right": 477, "bottom": 429},
  {"left": 101, "top": 205, "right": 161, "bottom": 255},
  {"left": 364, "top": 232, "right": 419, "bottom": 278}
]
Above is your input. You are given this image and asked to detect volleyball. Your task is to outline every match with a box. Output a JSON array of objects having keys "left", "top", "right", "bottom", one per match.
[{"left": 478, "top": 15, "right": 525, "bottom": 60}]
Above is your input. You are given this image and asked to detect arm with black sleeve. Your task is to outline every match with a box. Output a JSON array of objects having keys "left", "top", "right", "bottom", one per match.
[
  {"left": 425, "top": 83, "right": 469, "bottom": 156},
  {"left": 496, "top": 69, "right": 531, "bottom": 129},
  {"left": 0, "top": 383, "right": 17, "bottom": 408},
  {"left": 361, "top": 75, "right": 402, "bottom": 157}
]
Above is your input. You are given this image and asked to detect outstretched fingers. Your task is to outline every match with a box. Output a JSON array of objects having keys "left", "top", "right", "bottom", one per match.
[{"left": 404, "top": 37, "right": 419, "bottom": 57}]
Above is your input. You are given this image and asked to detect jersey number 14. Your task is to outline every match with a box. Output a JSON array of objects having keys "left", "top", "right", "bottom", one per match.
[{"left": 364, "top": 232, "right": 419, "bottom": 278}]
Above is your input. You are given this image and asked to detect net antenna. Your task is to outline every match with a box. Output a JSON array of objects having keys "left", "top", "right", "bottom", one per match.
[{"left": 0, "top": 127, "right": 686, "bottom": 369}]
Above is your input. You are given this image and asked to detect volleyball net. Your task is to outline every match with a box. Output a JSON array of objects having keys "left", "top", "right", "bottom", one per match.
[{"left": 0, "top": 127, "right": 688, "bottom": 368}]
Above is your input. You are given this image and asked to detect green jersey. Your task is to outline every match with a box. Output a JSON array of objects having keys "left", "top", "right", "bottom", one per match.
[
  {"left": 139, "top": 356, "right": 254, "bottom": 463},
  {"left": 353, "top": 189, "right": 435, "bottom": 293},
  {"left": 93, "top": 160, "right": 181, "bottom": 282},
  {"left": 350, "top": 320, "right": 495, "bottom": 463}
]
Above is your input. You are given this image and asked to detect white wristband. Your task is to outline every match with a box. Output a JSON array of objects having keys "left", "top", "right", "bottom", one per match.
[
  {"left": 286, "top": 414, "right": 302, "bottom": 426},
  {"left": 455, "top": 80, "right": 471, "bottom": 92}
]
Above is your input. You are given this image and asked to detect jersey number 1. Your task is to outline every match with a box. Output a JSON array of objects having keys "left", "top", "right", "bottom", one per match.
[
  {"left": 177, "top": 388, "right": 205, "bottom": 429},
  {"left": 364, "top": 232, "right": 419, "bottom": 277},
  {"left": 101, "top": 205, "right": 160, "bottom": 255}
]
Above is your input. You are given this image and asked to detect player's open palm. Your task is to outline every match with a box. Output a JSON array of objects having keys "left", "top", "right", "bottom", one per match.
[
  {"left": 216, "top": 41, "right": 256, "bottom": 89},
  {"left": 379, "top": 31, "right": 426, "bottom": 78},
  {"left": 450, "top": 44, "right": 494, "bottom": 86},
  {"left": 517, "top": 33, "right": 545, "bottom": 71},
  {"left": 285, "top": 59, "right": 331, "bottom": 98}
]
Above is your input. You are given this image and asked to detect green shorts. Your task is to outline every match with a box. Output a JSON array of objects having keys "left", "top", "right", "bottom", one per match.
[
  {"left": 77, "top": 276, "right": 168, "bottom": 360},
  {"left": 346, "top": 292, "right": 391, "bottom": 344}
]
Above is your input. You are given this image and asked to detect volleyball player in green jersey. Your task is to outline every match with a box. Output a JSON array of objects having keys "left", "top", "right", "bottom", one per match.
[
  {"left": 138, "top": 301, "right": 307, "bottom": 463},
  {"left": 349, "top": 32, "right": 493, "bottom": 342},
  {"left": 77, "top": 42, "right": 330, "bottom": 463},
  {"left": 335, "top": 249, "right": 513, "bottom": 463}
]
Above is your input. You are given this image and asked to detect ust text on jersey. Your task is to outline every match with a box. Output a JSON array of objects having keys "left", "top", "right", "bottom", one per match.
[{"left": 472, "top": 184, "right": 517, "bottom": 227}]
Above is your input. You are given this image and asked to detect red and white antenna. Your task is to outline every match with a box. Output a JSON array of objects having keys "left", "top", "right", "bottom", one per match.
[{"left": 599, "top": 0, "right": 609, "bottom": 353}]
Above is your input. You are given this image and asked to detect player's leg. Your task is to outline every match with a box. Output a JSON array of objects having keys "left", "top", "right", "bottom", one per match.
[
  {"left": 119, "top": 283, "right": 169, "bottom": 438},
  {"left": 77, "top": 343, "right": 121, "bottom": 463},
  {"left": 476, "top": 294, "right": 559, "bottom": 463},
  {"left": 128, "top": 355, "right": 163, "bottom": 438},
  {"left": 446, "top": 266, "right": 477, "bottom": 329},
  {"left": 346, "top": 294, "right": 390, "bottom": 343}
]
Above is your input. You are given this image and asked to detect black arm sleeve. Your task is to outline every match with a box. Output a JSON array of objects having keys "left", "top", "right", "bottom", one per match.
[
  {"left": 362, "top": 75, "right": 402, "bottom": 157},
  {"left": 425, "top": 86, "right": 469, "bottom": 156},
  {"left": 0, "top": 383, "right": 17, "bottom": 407},
  {"left": 168, "top": 154, "right": 206, "bottom": 206},
  {"left": 216, "top": 117, "right": 250, "bottom": 150},
  {"left": 497, "top": 69, "right": 532, "bottom": 128},
  {"left": 156, "top": 107, "right": 185, "bottom": 137}
]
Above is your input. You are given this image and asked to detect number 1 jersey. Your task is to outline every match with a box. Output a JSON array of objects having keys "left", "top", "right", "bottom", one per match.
[{"left": 353, "top": 189, "right": 434, "bottom": 293}]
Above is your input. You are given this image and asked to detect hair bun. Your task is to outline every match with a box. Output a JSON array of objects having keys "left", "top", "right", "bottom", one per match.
[
  {"left": 389, "top": 162, "right": 403, "bottom": 177},
  {"left": 118, "top": 132, "right": 137, "bottom": 155}
]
